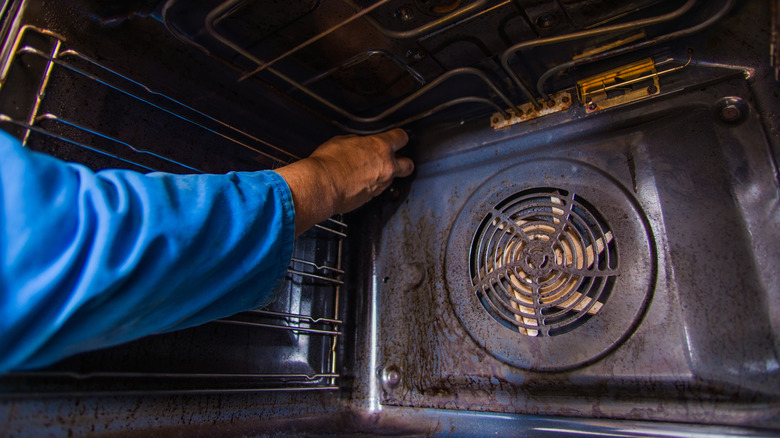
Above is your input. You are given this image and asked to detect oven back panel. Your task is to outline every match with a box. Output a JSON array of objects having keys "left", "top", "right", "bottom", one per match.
[{"left": 374, "top": 76, "right": 780, "bottom": 423}]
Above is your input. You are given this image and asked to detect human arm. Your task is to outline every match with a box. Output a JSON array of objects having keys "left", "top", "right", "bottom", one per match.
[
  {"left": 0, "top": 128, "right": 412, "bottom": 372},
  {"left": 0, "top": 129, "right": 296, "bottom": 371}
]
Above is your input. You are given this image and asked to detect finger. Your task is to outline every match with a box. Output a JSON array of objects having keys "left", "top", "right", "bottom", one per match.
[
  {"left": 374, "top": 128, "right": 409, "bottom": 152},
  {"left": 394, "top": 155, "right": 414, "bottom": 178},
  {"left": 334, "top": 133, "right": 358, "bottom": 139}
]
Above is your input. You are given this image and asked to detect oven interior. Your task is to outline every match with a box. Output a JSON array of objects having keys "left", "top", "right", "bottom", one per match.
[{"left": 0, "top": 0, "right": 779, "bottom": 436}]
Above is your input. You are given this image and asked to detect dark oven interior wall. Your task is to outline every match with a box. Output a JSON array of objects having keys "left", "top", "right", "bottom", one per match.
[
  {"left": 373, "top": 75, "right": 780, "bottom": 427},
  {"left": 0, "top": 0, "right": 779, "bottom": 435}
]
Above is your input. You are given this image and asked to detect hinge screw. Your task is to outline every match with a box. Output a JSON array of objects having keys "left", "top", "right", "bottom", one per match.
[
  {"left": 720, "top": 104, "right": 741, "bottom": 122},
  {"left": 394, "top": 7, "right": 414, "bottom": 21},
  {"left": 381, "top": 366, "right": 401, "bottom": 391}
]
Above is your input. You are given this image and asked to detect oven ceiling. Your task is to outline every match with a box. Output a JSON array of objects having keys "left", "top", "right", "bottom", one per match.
[{"left": 157, "top": 0, "right": 707, "bottom": 132}]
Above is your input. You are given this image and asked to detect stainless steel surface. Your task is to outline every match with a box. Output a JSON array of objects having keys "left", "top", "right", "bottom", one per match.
[{"left": 0, "top": 0, "right": 779, "bottom": 436}]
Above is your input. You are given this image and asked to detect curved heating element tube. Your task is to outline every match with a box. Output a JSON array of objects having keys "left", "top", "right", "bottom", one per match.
[
  {"left": 535, "top": 0, "right": 735, "bottom": 102},
  {"left": 233, "top": 0, "right": 494, "bottom": 81},
  {"left": 203, "top": 2, "right": 517, "bottom": 122},
  {"left": 300, "top": 50, "right": 427, "bottom": 89},
  {"left": 162, "top": 0, "right": 515, "bottom": 129},
  {"left": 500, "top": 0, "right": 698, "bottom": 108},
  {"left": 236, "top": 0, "right": 396, "bottom": 81},
  {"left": 336, "top": 97, "right": 507, "bottom": 135},
  {"left": 338, "top": 0, "right": 492, "bottom": 40}
]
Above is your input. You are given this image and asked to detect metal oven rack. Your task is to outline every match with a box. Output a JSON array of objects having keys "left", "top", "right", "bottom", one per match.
[{"left": 0, "top": 25, "right": 344, "bottom": 396}]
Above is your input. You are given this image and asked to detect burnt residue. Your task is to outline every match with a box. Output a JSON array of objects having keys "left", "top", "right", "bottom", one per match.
[
  {"left": 627, "top": 147, "right": 638, "bottom": 193},
  {"left": 370, "top": 79, "right": 780, "bottom": 430}
]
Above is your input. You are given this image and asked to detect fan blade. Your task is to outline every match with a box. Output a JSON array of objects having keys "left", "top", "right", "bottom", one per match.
[
  {"left": 585, "top": 231, "right": 613, "bottom": 268},
  {"left": 542, "top": 276, "right": 602, "bottom": 315}
]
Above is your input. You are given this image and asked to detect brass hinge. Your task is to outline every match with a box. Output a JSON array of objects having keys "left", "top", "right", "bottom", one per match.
[
  {"left": 577, "top": 58, "right": 660, "bottom": 113},
  {"left": 576, "top": 55, "right": 691, "bottom": 113}
]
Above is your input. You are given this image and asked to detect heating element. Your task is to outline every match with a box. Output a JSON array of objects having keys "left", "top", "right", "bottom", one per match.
[{"left": 156, "top": 0, "right": 733, "bottom": 133}]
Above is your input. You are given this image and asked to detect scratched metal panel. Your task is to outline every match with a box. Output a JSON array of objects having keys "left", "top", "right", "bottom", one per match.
[{"left": 371, "top": 75, "right": 780, "bottom": 427}]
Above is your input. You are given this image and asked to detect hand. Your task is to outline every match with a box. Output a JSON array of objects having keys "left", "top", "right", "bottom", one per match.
[{"left": 274, "top": 129, "right": 413, "bottom": 236}]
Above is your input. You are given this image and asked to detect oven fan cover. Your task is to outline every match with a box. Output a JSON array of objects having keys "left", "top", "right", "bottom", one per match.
[{"left": 445, "top": 159, "right": 655, "bottom": 371}]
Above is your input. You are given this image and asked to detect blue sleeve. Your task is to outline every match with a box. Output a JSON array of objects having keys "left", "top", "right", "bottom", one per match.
[{"left": 0, "top": 130, "right": 296, "bottom": 372}]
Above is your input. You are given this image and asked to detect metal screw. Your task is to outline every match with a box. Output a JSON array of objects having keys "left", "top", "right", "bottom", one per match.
[
  {"left": 406, "top": 48, "right": 425, "bottom": 61},
  {"left": 720, "top": 104, "right": 741, "bottom": 122},
  {"left": 394, "top": 7, "right": 414, "bottom": 21},
  {"left": 536, "top": 13, "right": 557, "bottom": 29},
  {"left": 561, "top": 95, "right": 570, "bottom": 103},
  {"left": 381, "top": 366, "right": 401, "bottom": 390},
  {"left": 647, "top": 85, "right": 658, "bottom": 94},
  {"left": 588, "top": 102, "right": 597, "bottom": 111},
  {"left": 547, "top": 100, "right": 556, "bottom": 108}
]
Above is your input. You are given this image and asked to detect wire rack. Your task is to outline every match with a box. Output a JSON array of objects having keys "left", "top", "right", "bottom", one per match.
[{"left": 0, "top": 25, "right": 345, "bottom": 396}]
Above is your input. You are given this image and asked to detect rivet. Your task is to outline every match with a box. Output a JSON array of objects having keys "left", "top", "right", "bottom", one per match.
[
  {"left": 394, "top": 7, "right": 414, "bottom": 21},
  {"left": 405, "top": 48, "right": 425, "bottom": 61},
  {"left": 381, "top": 366, "right": 401, "bottom": 391},
  {"left": 720, "top": 104, "right": 741, "bottom": 122},
  {"left": 536, "top": 13, "right": 557, "bottom": 29}
]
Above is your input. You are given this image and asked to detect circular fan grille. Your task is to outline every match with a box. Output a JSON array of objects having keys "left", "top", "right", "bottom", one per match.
[{"left": 470, "top": 188, "right": 618, "bottom": 337}]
